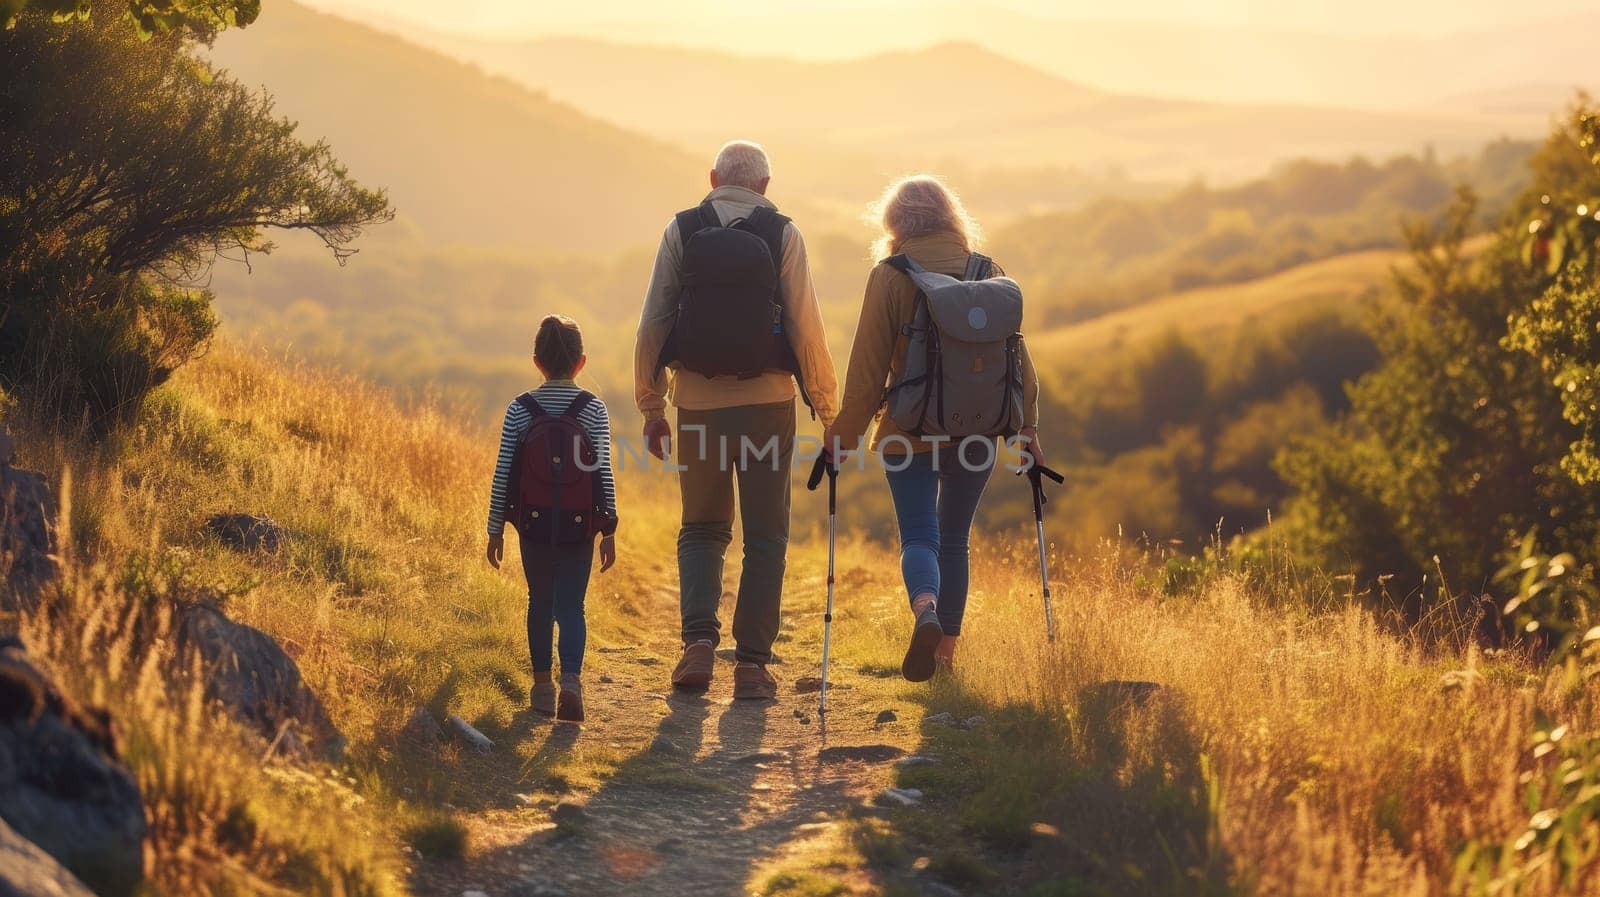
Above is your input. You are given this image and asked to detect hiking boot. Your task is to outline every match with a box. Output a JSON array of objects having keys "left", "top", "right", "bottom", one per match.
[
  {"left": 934, "top": 635, "right": 958, "bottom": 672},
  {"left": 732, "top": 662, "right": 778, "bottom": 700},
  {"left": 530, "top": 677, "right": 556, "bottom": 716},
  {"left": 902, "top": 605, "right": 944, "bottom": 683},
  {"left": 556, "top": 675, "right": 583, "bottom": 723},
  {"left": 671, "top": 640, "right": 715, "bottom": 690}
]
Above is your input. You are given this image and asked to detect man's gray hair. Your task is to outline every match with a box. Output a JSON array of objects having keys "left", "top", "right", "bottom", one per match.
[{"left": 713, "top": 140, "right": 771, "bottom": 190}]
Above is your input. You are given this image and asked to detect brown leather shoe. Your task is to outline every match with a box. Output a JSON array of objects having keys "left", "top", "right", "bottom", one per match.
[
  {"left": 732, "top": 662, "right": 778, "bottom": 700},
  {"left": 671, "top": 640, "right": 715, "bottom": 690}
]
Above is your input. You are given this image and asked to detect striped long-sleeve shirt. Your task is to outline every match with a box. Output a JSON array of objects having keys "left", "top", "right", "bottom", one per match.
[{"left": 487, "top": 381, "right": 618, "bottom": 537}]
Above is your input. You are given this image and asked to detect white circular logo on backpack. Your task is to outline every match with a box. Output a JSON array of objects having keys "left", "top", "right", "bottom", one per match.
[{"left": 967, "top": 307, "right": 988, "bottom": 330}]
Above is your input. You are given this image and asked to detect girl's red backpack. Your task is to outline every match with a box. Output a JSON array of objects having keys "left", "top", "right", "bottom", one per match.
[{"left": 507, "top": 391, "right": 602, "bottom": 544}]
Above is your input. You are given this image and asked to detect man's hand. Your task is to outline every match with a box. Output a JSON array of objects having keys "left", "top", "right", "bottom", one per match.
[
  {"left": 820, "top": 425, "right": 853, "bottom": 463},
  {"left": 644, "top": 418, "right": 671, "bottom": 460},
  {"left": 486, "top": 533, "right": 504, "bottom": 569},
  {"left": 1018, "top": 426, "right": 1046, "bottom": 471},
  {"left": 599, "top": 535, "right": 617, "bottom": 572}
]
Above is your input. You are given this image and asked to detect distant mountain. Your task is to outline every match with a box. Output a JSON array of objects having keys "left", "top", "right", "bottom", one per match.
[
  {"left": 404, "top": 34, "right": 1551, "bottom": 184},
  {"left": 353, "top": 3, "right": 1599, "bottom": 112},
  {"left": 207, "top": 1, "right": 705, "bottom": 252}
]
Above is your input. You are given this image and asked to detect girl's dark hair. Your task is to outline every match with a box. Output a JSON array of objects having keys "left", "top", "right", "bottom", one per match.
[{"left": 534, "top": 314, "right": 584, "bottom": 379}]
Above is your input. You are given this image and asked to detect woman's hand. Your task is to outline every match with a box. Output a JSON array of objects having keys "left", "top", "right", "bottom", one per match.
[
  {"left": 1018, "top": 426, "right": 1046, "bottom": 471},
  {"left": 599, "top": 535, "right": 616, "bottom": 572},
  {"left": 821, "top": 425, "right": 852, "bottom": 463},
  {"left": 486, "top": 533, "right": 504, "bottom": 569}
]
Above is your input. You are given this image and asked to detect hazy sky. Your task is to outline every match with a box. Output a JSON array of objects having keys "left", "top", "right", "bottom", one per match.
[{"left": 305, "top": 0, "right": 1597, "bottom": 39}]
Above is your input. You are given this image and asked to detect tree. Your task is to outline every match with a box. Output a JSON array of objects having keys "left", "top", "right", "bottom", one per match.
[
  {"left": 1277, "top": 104, "right": 1600, "bottom": 633},
  {"left": 1, "top": 0, "right": 258, "bottom": 36},
  {"left": 0, "top": 1, "right": 391, "bottom": 431}
]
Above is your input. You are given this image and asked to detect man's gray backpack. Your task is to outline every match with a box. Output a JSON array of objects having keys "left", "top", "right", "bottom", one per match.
[{"left": 884, "top": 253, "right": 1025, "bottom": 439}]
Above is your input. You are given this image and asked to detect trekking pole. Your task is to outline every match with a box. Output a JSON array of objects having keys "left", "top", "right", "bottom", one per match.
[
  {"left": 807, "top": 453, "right": 839, "bottom": 716},
  {"left": 1018, "top": 462, "right": 1065, "bottom": 642}
]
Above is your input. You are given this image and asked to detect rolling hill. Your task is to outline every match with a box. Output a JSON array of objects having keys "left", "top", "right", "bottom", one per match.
[
  {"left": 205, "top": 1, "right": 705, "bottom": 252},
  {"left": 395, "top": 34, "right": 1550, "bottom": 185},
  {"left": 354, "top": 1, "right": 1598, "bottom": 112}
]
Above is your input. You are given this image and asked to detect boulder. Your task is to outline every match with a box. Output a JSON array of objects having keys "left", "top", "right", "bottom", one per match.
[
  {"left": 1, "top": 461, "right": 59, "bottom": 611},
  {"left": 204, "top": 514, "right": 284, "bottom": 554},
  {"left": 0, "top": 637, "right": 146, "bottom": 896},
  {"left": 0, "top": 816, "right": 97, "bottom": 897},
  {"left": 176, "top": 603, "right": 345, "bottom": 761}
]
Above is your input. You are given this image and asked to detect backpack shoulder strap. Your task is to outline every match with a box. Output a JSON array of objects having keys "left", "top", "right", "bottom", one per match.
[
  {"left": 675, "top": 202, "right": 720, "bottom": 242},
  {"left": 562, "top": 390, "right": 596, "bottom": 421},
  {"left": 884, "top": 254, "right": 926, "bottom": 275},
  {"left": 514, "top": 392, "right": 547, "bottom": 421},
  {"left": 742, "top": 206, "right": 790, "bottom": 295},
  {"left": 963, "top": 253, "right": 993, "bottom": 281}
]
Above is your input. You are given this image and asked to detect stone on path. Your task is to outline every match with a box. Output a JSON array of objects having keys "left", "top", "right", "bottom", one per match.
[
  {"left": 875, "top": 709, "right": 898, "bottom": 724},
  {"left": 648, "top": 734, "right": 678, "bottom": 755},
  {"left": 924, "top": 712, "right": 956, "bottom": 727},
  {"left": 550, "top": 802, "right": 586, "bottom": 824},
  {"left": 896, "top": 754, "right": 939, "bottom": 768},
  {"left": 1, "top": 462, "right": 60, "bottom": 609},
  {"left": 462, "top": 891, "right": 489, "bottom": 897},
  {"left": 961, "top": 715, "right": 986, "bottom": 730},
  {"left": 447, "top": 715, "right": 494, "bottom": 754},
  {"left": 875, "top": 787, "right": 924, "bottom": 807},
  {"left": 732, "top": 750, "right": 789, "bottom": 765},
  {"left": 819, "top": 744, "right": 905, "bottom": 764},
  {"left": 400, "top": 706, "right": 441, "bottom": 749}
]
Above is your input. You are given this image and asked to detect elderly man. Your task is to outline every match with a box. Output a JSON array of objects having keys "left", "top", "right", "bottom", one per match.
[{"left": 634, "top": 140, "right": 838, "bottom": 699}]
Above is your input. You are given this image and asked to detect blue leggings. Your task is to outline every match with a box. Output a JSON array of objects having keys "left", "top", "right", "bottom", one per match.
[
  {"left": 518, "top": 536, "right": 592, "bottom": 675},
  {"left": 883, "top": 445, "right": 995, "bottom": 636}
]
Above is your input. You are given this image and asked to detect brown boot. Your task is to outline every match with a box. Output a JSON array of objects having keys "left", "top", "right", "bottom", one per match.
[
  {"left": 732, "top": 662, "right": 778, "bottom": 700},
  {"left": 934, "top": 635, "right": 958, "bottom": 672},
  {"left": 530, "top": 672, "right": 556, "bottom": 716},
  {"left": 671, "top": 640, "right": 715, "bottom": 690},
  {"left": 556, "top": 674, "right": 583, "bottom": 723}
]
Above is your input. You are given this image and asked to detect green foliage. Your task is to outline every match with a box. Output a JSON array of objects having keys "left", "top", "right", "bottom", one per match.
[
  {"left": 1278, "top": 104, "right": 1600, "bottom": 627},
  {"left": 1506, "top": 266, "right": 1600, "bottom": 485},
  {"left": 0, "top": 0, "right": 258, "bottom": 36},
  {"left": 995, "top": 143, "right": 1532, "bottom": 327},
  {"left": 0, "top": 0, "right": 390, "bottom": 431},
  {"left": 1496, "top": 531, "right": 1599, "bottom": 661},
  {"left": 1456, "top": 715, "right": 1600, "bottom": 895}
]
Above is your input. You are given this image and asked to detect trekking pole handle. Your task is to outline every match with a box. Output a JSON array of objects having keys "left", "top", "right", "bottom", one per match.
[
  {"left": 807, "top": 453, "right": 837, "bottom": 492},
  {"left": 1016, "top": 462, "right": 1065, "bottom": 485}
]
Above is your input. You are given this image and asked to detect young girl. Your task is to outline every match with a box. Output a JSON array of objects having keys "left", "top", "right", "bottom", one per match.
[{"left": 486, "top": 315, "right": 618, "bottom": 723}]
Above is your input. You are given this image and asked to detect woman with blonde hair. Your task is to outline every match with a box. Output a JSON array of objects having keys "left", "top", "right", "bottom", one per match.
[{"left": 824, "top": 175, "right": 1043, "bottom": 681}]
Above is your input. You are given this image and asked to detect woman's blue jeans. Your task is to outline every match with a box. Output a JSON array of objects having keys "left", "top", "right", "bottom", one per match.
[{"left": 883, "top": 445, "right": 995, "bottom": 636}]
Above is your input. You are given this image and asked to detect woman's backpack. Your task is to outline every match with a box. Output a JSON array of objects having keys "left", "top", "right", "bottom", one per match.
[
  {"left": 883, "top": 253, "right": 1025, "bottom": 439},
  {"left": 507, "top": 392, "right": 603, "bottom": 544}
]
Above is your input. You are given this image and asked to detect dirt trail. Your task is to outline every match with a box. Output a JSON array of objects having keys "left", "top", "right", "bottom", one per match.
[{"left": 410, "top": 563, "right": 929, "bottom": 897}]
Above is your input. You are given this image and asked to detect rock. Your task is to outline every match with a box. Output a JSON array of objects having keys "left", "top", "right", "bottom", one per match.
[
  {"left": 175, "top": 603, "right": 345, "bottom": 761},
  {"left": 0, "top": 637, "right": 146, "bottom": 896},
  {"left": 204, "top": 513, "right": 284, "bottom": 554},
  {"left": 0, "top": 816, "right": 97, "bottom": 897},
  {"left": 819, "top": 744, "right": 906, "bottom": 764},
  {"left": 896, "top": 754, "right": 939, "bottom": 768},
  {"left": 446, "top": 715, "right": 494, "bottom": 754},
  {"left": 400, "top": 706, "right": 440, "bottom": 749},
  {"left": 924, "top": 712, "right": 956, "bottom": 727},
  {"left": 875, "top": 709, "right": 898, "bottom": 724},
  {"left": 550, "top": 802, "right": 586, "bottom": 824},
  {"left": 1, "top": 464, "right": 60, "bottom": 610},
  {"left": 598, "top": 674, "right": 614, "bottom": 684},
  {"left": 648, "top": 734, "right": 679, "bottom": 755},
  {"left": 793, "top": 676, "right": 822, "bottom": 694},
  {"left": 732, "top": 750, "right": 789, "bottom": 765},
  {"left": 961, "top": 715, "right": 987, "bottom": 730},
  {"left": 462, "top": 891, "right": 490, "bottom": 897},
  {"left": 875, "top": 787, "right": 924, "bottom": 807}
]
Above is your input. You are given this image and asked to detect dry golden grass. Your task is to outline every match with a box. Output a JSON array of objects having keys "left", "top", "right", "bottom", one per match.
[{"left": 8, "top": 341, "right": 1598, "bottom": 895}]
